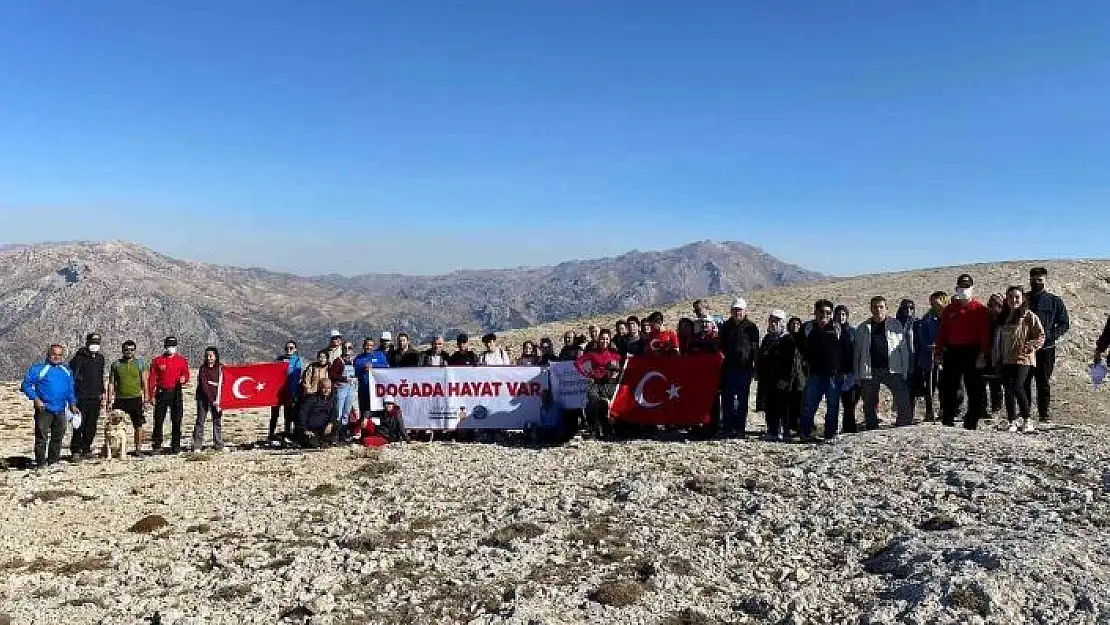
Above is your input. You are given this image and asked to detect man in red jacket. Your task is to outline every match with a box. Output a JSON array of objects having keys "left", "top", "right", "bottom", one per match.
[
  {"left": 934, "top": 274, "right": 992, "bottom": 430},
  {"left": 147, "top": 336, "right": 191, "bottom": 453}
]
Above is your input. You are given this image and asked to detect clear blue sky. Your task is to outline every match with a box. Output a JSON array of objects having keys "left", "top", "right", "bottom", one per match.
[{"left": 1, "top": 1, "right": 1107, "bottom": 276}]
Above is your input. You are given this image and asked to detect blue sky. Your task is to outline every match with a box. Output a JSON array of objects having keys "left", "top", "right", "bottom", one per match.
[{"left": 1, "top": 1, "right": 1107, "bottom": 276}]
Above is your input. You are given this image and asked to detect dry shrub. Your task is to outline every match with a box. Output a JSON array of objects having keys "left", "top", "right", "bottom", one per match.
[
  {"left": 308, "top": 483, "right": 341, "bottom": 497},
  {"left": 667, "top": 557, "right": 696, "bottom": 576},
  {"left": 659, "top": 608, "right": 722, "bottom": 625},
  {"left": 65, "top": 597, "right": 107, "bottom": 609},
  {"left": 588, "top": 579, "right": 646, "bottom": 607},
  {"left": 213, "top": 583, "right": 253, "bottom": 600},
  {"left": 480, "top": 522, "right": 545, "bottom": 550},
  {"left": 183, "top": 452, "right": 213, "bottom": 462},
  {"left": 32, "top": 489, "right": 93, "bottom": 503},
  {"left": 567, "top": 513, "right": 629, "bottom": 547},
  {"left": 57, "top": 555, "right": 112, "bottom": 575},
  {"left": 129, "top": 515, "right": 169, "bottom": 533},
  {"left": 348, "top": 458, "right": 399, "bottom": 479},
  {"left": 186, "top": 523, "right": 212, "bottom": 534}
]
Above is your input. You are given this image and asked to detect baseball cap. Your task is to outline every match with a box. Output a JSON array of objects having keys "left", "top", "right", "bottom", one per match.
[
  {"left": 379, "top": 331, "right": 393, "bottom": 341},
  {"left": 769, "top": 309, "right": 787, "bottom": 320},
  {"left": 164, "top": 336, "right": 178, "bottom": 348},
  {"left": 85, "top": 332, "right": 102, "bottom": 345},
  {"left": 456, "top": 332, "right": 469, "bottom": 343},
  {"left": 329, "top": 329, "right": 342, "bottom": 339},
  {"left": 383, "top": 395, "right": 397, "bottom": 405},
  {"left": 731, "top": 298, "right": 748, "bottom": 310},
  {"left": 956, "top": 274, "right": 974, "bottom": 288}
]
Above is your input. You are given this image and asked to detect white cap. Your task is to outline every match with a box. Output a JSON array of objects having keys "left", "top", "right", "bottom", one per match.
[
  {"left": 379, "top": 331, "right": 393, "bottom": 341},
  {"left": 730, "top": 298, "right": 748, "bottom": 310},
  {"left": 329, "top": 329, "right": 342, "bottom": 338},
  {"left": 383, "top": 395, "right": 397, "bottom": 404},
  {"left": 770, "top": 309, "right": 787, "bottom": 320}
]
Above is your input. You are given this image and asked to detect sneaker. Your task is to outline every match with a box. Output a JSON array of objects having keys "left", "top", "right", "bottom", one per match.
[
  {"left": 1023, "top": 420, "right": 1036, "bottom": 433},
  {"left": 1007, "top": 421, "right": 1019, "bottom": 433}
]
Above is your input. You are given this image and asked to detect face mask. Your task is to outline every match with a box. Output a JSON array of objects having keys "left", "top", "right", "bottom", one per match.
[
  {"left": 88, "top": 344, "right": 101, "bottom": 353},
  {"left": 953, "top": 288, "right": 971, "bottom": 301},
  {"left": 1030, "top": 282, "right": 1045, "bottom": 293},
  {"left": 166, "top": 346, "right": 177, "bottom": 355}
]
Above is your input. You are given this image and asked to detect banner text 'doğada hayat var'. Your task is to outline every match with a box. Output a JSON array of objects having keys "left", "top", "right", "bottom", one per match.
[{"left": 370, "top": 367, "right": 553, "bottom": 430}]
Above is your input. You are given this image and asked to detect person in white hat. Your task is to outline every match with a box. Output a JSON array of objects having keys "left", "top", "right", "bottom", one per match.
[
  {"left": 326, "top": 329, "right": 344, "bottom": 363},
  {"left": 718, "top": 297, "right": 760, "bottom": 437},
  {"left": 755, "top": 309, "right": 803, "bottom": 441}
]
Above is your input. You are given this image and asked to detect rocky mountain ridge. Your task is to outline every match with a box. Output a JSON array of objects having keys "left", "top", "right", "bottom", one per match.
[{"left": 0, "top": 240, "right": 822, "bottom": 376}]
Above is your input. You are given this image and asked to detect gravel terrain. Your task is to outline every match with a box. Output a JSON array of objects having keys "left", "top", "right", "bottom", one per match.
[{"left": 2, "top": 380, "right": 1109, "bottom": 625}]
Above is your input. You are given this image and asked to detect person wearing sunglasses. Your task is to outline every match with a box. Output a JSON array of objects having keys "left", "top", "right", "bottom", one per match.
[
  {"left": 107, "top": 340, "right": 148, "bottom": 455},
  {"left": 269, "top": 340, "right": 304, "bottom": 441},
  {"left": 797, "top": 300, "right": 855, "bottom": 441}
]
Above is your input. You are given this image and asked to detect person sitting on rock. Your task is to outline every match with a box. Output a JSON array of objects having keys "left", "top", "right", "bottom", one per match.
[{"left": 297, "top": 379, "right": 338, "bottom": 447}]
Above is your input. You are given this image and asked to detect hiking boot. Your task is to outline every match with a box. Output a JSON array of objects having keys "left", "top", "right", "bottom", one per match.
[
  {"left": 1007, "top": 421, "right": 1019, "bottom": 433},
  {"left": 1022, "top": 419, "right": 1036, "bottom": 433}
]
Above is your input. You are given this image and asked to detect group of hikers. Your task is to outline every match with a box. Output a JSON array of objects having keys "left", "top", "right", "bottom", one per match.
[{"left": 18, "top": 265, "right": 1105, "bottom": 468}]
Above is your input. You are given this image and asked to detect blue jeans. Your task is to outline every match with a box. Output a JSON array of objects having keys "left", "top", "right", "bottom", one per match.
[
  {"left": 802, "top": 375, "right": 842, "bottom": 439},
  {"left": 721, "top": 368, "right": 753, "bottom": 434},
  {"left": 333, "top": 383, "right": 354, "bottom": 426}
]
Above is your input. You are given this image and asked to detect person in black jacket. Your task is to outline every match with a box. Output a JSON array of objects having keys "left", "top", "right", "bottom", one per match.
[
  {"left": 718, "top": 298, "right": 760, "bottom": 437},
  {"left": 755, "top": 310, "right": 804, "bottom": 441},
  {"left": 1024, "top": 267, "right": 1070, "bottom": 423},
  {"left": 833, "top": 305, "right": 861, "bottom": 433},
  {"left": 297, "top": 378, "right": 338, "bottom": 447},
  {"left": 797, "top": 300, "right": 855, "bottom": 441},
  {"left": 69, "top": 332, "right": 106, "bottom": 457}
]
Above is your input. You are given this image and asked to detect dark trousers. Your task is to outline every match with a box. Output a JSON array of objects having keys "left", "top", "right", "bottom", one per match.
[
  {"left": 1023, "top": 348, "right": 1056, "bottom": 421},
  {"left": 785, "top": 390, "right": 802, "bottom": 436},
  {"left": 269, "top": 398, "right": 296, "bottom": 437},
  {"left": 840, "top": 384, "right": 861, "bottom": 433},
  {"left": 34, "top": 409, "right": 68, "bottom": 465},
  {"left": 986, "top": 377, "right": 1003, "bottom": 413},
  {"left": 941, "top": 346, "right": 984, "bottom": 430},
  {"left": 71, "top": 397, "right": 102, "bottom": 454},
  {"left": 720, "top": 368, "right": 753, "bottom": 435},
  {"left": 152, "top": 388, "right": 184, "bottom": 450},
  {"left": 764, "top": 388, "right": 790, "bottom": 437},
  {"left": 1002, "top": 364, "right": 1033, "bottom": 423}
]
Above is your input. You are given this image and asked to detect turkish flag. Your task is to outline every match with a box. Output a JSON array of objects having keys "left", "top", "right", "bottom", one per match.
[
  {"left": 610, "top": 353, "right": 723, "bottom": 426},
  {"left": 218, "top": 362, "right": 288, "bottom": 410}
]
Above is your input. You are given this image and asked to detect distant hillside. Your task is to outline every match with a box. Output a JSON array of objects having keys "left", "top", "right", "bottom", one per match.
[
  {"left": 0, "top": 240, "right": 822, "bottom": 377},
  {"left": 499, "top": 259, "right": 1110, "bottom": 424},
  {"left": 322, "top": 240, "right": 825, "bottom": 329}
]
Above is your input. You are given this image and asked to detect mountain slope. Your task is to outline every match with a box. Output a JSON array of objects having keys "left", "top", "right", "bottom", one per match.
[{"left": 0, "top": 240, "right": 822, "bottom": 377}]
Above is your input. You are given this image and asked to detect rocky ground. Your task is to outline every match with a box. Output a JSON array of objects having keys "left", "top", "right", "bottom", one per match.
[{"left": 2, "top": 382, "right": 1110, "bottom": 624}]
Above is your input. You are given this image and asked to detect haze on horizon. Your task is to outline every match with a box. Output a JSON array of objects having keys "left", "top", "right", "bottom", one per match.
[{"left": 2, "top": 2, "right": 1107, "bottom": 277}]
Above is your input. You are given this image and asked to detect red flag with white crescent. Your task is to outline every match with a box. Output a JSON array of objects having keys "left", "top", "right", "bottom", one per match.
[
  {"left": 218, "top": 362, "right": 288, "bottom": 410},
  {"left": 610, "top": 353, "right": 723, "bottom": 426}
]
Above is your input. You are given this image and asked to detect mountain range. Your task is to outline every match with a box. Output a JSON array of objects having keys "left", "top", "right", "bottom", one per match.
[{"left": 0, "top": 240, "right": 822, "bottom": 376}]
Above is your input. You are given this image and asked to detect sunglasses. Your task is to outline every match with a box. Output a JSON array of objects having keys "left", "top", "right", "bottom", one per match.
[{"left": 817, "top": 309, "right": 833, "bottom": 315}]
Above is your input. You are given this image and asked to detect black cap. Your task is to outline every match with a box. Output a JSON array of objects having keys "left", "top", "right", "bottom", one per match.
[
  {"left": 481, "top": 333, "right": 497, "bottom": 343},
  {"left": 85, "top": 332, "right": 102, "bottom": 345},
  {"left": 456, "top": 332, "right": 469, "bottom": 343},
  {"left": 164, "top": 336, "right": 178, "bottom": 348},
  {"left": 956, "top": 274, "right": 974, "bottom": 288}
]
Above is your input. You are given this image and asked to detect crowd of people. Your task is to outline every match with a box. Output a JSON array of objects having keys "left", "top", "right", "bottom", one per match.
[{"left": 19, "top": 266, "right": 1106, "bottom": 469}]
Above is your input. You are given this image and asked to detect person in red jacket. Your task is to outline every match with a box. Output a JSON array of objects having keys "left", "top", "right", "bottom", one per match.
[
  {"left": 934, "top": 274, "right": 993, "bottom": 430},
  {"left": 147, "top": 336, "right": 191, "bottom": 453},
  {"left": 644, "top": 311, "right": 680, "bottom": 355},
  {"left": 575, "top": 338, "right": 621, "bottom": 381}
]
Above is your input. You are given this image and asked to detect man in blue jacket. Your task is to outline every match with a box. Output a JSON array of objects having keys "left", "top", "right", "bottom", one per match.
[
  {"left": 354, "top": 337, "right": 391, "bottom": 421},
  {"left": 21, "top": 344, "right": 79, "bottom": 468}
]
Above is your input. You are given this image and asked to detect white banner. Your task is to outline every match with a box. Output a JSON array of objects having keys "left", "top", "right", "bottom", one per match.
[
  {"left": 370, "top": 367, "right": 551, "bottom": 430},
  {"left": 548, "top": 360, "right": 588, "bottom": 411}
]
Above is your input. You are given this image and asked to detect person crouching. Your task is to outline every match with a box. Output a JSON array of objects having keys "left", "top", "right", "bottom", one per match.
[
  {"left": 378, "top": 396, "right": 409, "bottom": 443},
  {"left": 297, "top": 379, "right": 338, "bottom": 447}
]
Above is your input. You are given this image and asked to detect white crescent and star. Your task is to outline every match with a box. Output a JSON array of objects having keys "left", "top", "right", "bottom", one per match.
[
  {"left": 633, "top": 371, "right": 681, "bottom": 409},
  {"left": 231, "top": 376, "right": 266, "bottom": 399}
]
